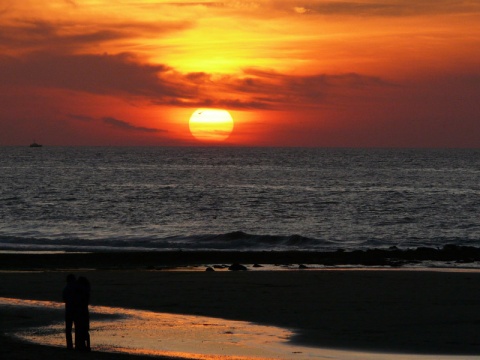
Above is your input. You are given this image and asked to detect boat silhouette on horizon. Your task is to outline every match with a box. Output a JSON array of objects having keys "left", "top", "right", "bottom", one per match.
[{"left": 29, "top": 141, "right": 42, "bottom": 148}]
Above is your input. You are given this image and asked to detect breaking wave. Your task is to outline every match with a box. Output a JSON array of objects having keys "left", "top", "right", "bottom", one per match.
[{"left": 0, "top": 232, "right": 339, "bottom": 252}]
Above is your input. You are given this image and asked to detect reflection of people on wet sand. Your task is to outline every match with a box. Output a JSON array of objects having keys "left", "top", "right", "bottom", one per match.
[
  {"left": 62, "top": 274, "right": 91, "bottom": 351},
  {"left": 75, "top": 276, "right": 91, "bottom": 351},
  {"left": 62, "top": 274, "right": 77, "bottom": 349}
]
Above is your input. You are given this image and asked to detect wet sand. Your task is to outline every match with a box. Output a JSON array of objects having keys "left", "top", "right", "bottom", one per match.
[{"left": 1, "top": 253, "right": 480, "bottom": 359}]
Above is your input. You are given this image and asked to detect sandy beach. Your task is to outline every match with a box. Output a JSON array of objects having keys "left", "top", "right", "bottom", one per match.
[{"left": 1, "top": 253, "right": 480, "bottom": 359}]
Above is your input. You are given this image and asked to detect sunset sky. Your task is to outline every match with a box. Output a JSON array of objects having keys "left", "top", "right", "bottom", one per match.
[{"left": 1, "top": 0, "right": 479, "bottom": 147}]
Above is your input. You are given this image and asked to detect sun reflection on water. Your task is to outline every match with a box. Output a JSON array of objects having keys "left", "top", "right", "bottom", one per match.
[
  {"left": 1, "top": 297, "right": 297, "bottom": 359},
  {"left": 2, "top": 297, "right": 477, "bottom": 360}
]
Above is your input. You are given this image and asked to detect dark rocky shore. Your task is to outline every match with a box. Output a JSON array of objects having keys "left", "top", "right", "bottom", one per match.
[{"left": 1, "top": 245, "right": 479, "bottom": 271}]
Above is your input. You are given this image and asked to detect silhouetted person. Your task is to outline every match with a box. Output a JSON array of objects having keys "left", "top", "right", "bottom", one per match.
[
  {"left": 75, "top": 276, "right": 91, "bottom": 351},
  {"left": 62, "top": 274, "right": 77, "bottom": 349}
]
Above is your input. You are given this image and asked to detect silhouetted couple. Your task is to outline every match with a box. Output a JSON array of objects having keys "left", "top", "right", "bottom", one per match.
[{"left": 63, "top": 274, "right": 91, "bottom": 351}]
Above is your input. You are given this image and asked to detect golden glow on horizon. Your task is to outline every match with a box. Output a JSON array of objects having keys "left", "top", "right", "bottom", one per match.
[{"left": 189, "top": 109, "right": 234, "bottom": 142}]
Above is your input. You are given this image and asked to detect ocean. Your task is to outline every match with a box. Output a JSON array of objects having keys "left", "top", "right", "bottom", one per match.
[{"left": 0, "top": 147, "right": 479, "bottom": 253}]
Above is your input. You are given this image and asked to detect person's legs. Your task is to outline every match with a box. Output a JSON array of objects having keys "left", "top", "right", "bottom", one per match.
[
  {"left": 65, "top": 314, "right": 74, "bottom": 349},
  {"left": 74, "top": 319, "right": 83, "bottom": 350},
  {"left": 74, "top": 318, "right": 88, "bottom": 350}
]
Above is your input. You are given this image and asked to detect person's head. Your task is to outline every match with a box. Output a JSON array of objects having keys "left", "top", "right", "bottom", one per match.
[
  {"left": 77, "top": 276, "right": 90, "bottom": 289},
  {"left": 66, "top": 274, "right": 76, "bottom": 283}
]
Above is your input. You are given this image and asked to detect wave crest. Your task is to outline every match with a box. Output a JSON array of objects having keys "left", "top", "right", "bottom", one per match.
[{"left": 0, "top": 232, "right": 334, "bottom": 252}]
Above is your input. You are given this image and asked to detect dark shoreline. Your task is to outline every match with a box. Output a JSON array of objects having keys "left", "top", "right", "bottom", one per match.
[{"left": 1, "top": 245, "right": 480, "bottom": 270}]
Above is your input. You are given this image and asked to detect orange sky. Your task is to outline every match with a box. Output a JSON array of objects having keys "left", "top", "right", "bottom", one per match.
[{"left": 1, "top": 0, "right": 479, "bottom": 147}]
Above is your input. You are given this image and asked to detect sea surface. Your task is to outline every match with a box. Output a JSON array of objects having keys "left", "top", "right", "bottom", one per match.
[{"left": 0, "top": 147, "right": 479, "bottom": 253}]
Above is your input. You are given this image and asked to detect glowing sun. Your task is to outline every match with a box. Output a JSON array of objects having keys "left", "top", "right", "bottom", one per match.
[{"left": 189, "top": 109, "right": 234, "bottom": 142}]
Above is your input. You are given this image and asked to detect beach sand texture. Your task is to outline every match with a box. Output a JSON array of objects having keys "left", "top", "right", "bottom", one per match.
[{"left": 2, "top": 262, "right": 480, "bottom": 359}]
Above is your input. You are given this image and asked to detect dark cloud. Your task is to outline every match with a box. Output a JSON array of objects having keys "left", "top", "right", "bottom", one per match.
[
  {"left": 166, "top": 97, "right": 273, "bottom": 109},
  {"left": 0, "top": 52, "right": 188, "bottom": 99},
  {"left": 185, "top": 72, "right": 211, "bottom": 83},
  {"left": 1, "top": 1, "right": 463, "bottom": 116},
  {"left": 0, "top": 18, "right": 193, "bottom": 53},
  {"left": 161, "top": 68, "right": 391, "bottom": 110},
  {"left": 223, "top": 68, "right": 391, "bottom": 108},
  {"left": 0, "top": 52, "right": 276, "bottom": 109},
  {"left": 67, "top": 113, "right": 167, "bottom": 133},
  {"left": 102, "top": 117, "right": 166, "bottom": 133},
  {"left": 0, "top": 50, "right": 391, "bottom": 111}
]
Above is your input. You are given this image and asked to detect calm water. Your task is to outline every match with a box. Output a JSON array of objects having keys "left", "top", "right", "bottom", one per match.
[{"left": 0, "top": 147, "right": 479, "bottom": 252}]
